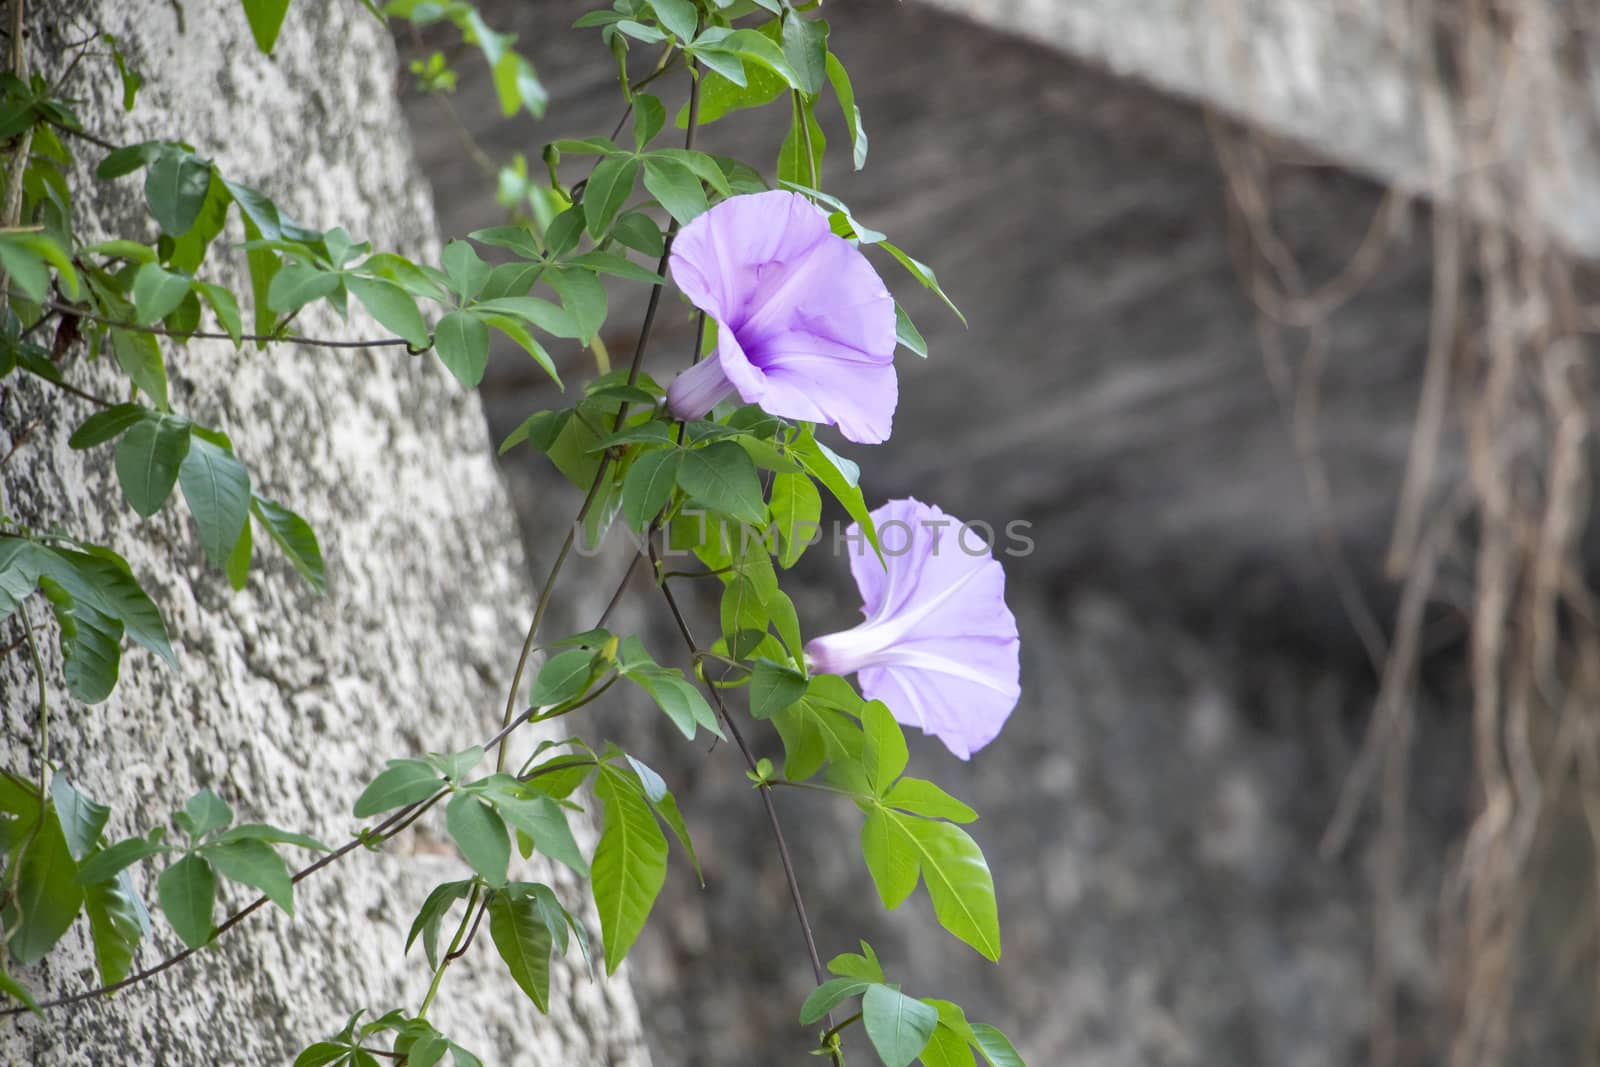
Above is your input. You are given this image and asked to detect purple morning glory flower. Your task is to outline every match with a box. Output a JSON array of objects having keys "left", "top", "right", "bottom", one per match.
[
  {"left": 665, "top": 190, "right": 898, "bottom": 444},
  {"left": 805, "top": 498, "right": 1021, "bottom": 759}
]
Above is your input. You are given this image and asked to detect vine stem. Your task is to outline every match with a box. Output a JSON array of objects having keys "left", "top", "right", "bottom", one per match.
[
  {"left": 648, "top": 542, "right": 843, "bottom": 1067},
  {"left": 494, "top": 56, "right": 703, "bottom": 772},
  {"left": 416, "top": 884, "right": 481, "bottom": 1020},
  {"left": 0, "top": 550, "right": 647, "bottom": 1020},
  {"left": 39, "top": 298, "right": 417, "bottom": 350}
]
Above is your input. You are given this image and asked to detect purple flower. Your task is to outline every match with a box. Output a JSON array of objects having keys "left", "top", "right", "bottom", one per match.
[
  {"left": 665, "top": 190, "right": 898, "bottom": 444},
  {"left": 805, "top": 498, "right": 1021, "bottom": 759}
]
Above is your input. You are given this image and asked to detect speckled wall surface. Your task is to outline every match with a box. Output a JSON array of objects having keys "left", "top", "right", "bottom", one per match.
[{"left": 1, "top": 3, "right": 647, "bottom": 1062}]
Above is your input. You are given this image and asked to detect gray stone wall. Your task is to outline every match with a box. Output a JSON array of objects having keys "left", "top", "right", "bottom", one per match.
[
  {"left": 0, "top": 2, "right": 646, "bottom": 1063},
  {"left": 920, "top": 0, "right": 1600, "bottom": 258}
]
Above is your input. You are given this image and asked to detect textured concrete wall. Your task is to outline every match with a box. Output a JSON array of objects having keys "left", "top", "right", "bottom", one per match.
[
  {"left": 0, "top": 3, "right": 645, "bottom": 1063},
  {"left": 920, "top": 0, "right": 1600, "bottom": 257}
]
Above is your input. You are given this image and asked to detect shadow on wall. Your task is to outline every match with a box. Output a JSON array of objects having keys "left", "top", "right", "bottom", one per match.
[{"left": 397, "top": 2, "right": 1493, "bottom": 1064}]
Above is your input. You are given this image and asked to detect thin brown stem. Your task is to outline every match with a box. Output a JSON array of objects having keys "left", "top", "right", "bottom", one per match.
[
  {"left": 648, "top": 541, "right": 841, "bottom": 1066},
  {"left": 39, "top": 299, "right": 418, "bottom": 350},
  {"left": 495, "top": 57, "right": 702, "bottom": 771}
]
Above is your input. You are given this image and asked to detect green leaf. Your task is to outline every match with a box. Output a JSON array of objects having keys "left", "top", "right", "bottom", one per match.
[
  {"left": 111, "top": 328, "right": 169, "bottom": 410},
  {"left": 778, "top": 95, "right": 825, "bottom": 188},
  {"left": 565, "top": 249, "right": 663, "bottom": 286},
  {"left": 144, "top": 146, "right": 212, "bottom": 235},
  {"left": 546, "top": 268, "right": 607, "bottom": 345},
  {"left": 825, "top": 52, "right": 867, "bottom": 170},
  {"left": 405, "top": 879, "right": 473, "bottom": 969},
  {"left": 970, "top": 1025, "right": 1025, "bottom": 1067},
  {"left": 828, "top": 941, "right": 885, "bottom": 982},
  {"left": 647, "top": 0, "right": 697, "bottom": 39},
  {"left": 592, "top": 766, "right": 668, "bottom": 973},
  {"left": 114, "top": 415, "right": 190, "bottom": 517},
  {"left": 157, "top": 853, "right": 216, "bottom": 949},
  {"left": 794, "top": 430, "right": 879, "bottom": 557},
  {"left": 880, "top": 240, "right": 966, "bottom": 325},
  {"left": 30, "top": 544, "right": 176, "bottom": 677},
  {"left": 67, "top": 404, "right": 147, "bottom": 450},
  {"left": 242, "top": 0, "right": 294, "bottom": 53},
  {"left": 475, "top": 316, "right": 556, "bottom": 387},
  {"left": 76, "top": 831, "right": 169, "bottom": 885},
  {"left": 10, "top": 807, "right": 84, "bottom": 964},
  {"left": 49, "top": 774, "right": 109, "bottom": 861},
  {"left": 491, "top": 50, "right": 546, "bottom": 118},
  {"left": 895, "top": 304, "right": 928, "bottom": 358},
  {"left": 441, "top": 239, "right": 491, "bottom": 302},
  {"left": 195, "top": 282, "right": 243, "bottom": 346},
  {"left": 225, "top": 516, "right": 252, "bottom": 590},
  {"left": 621, "top": 449, "right": 680, "bottom": 533},
  {"left": 433, "top": 310, "right": 489, "bottom": 388},
  {"left": 179, "top": 435, "right": 252, "bottom": 569},
  {"left": 266, "top": 262, "right": 340, "bottom": 314},
  {"left": 624, "top": 756, "right": 702, "bottom": 883},
  {"left": 214, "top": 823, "right": 329, "bottom": 851},
  {"left": 528, "top": 648, "right": 596, "bottom": 706},
  {"left": 130, "top": 264, "right": 192, "bottom": 325},
  {"left": 489, "top": 892, "right": 553, "bottom": 1012},
  {"left": 583, "top": 156, "right": 639, "bottom": 238},
  {"left": 486, "top": 791, "right": 588, "bottom": 877},
  {"left": 167, "top": 171, "right": 233, "bottom": 274},
  {"left": 862, "top": 984, "right": 938, "bottom": 1067},
  {"left": 884, "top": 778, "right": 977, "bottom": 824},
  {"left": 781, "top": 13, "right": 828, "bottom": 95},
  {"left": 348, "top": 275, "right": 430, "bottom": 348},
  {"left": 627, "top": 668, "right": 722, "bottom": 742},
  {"left": 42, "top": 584, "right": 122, "bottom": 704},
  {"left": 445, "top": 794, "right": 510, "bottom": 886},
  {"left": 83, "top": 871, "right": 147, "bottom": 986},
  {"left": 905, "top": 818, "right": 1001, "bottom": 961},
  {"left": 471, "top": 296, "right": 577, "bottom": 337},
  {"left": 862, "top": 700, "right": 909, "bottom": 795},
  {"left": 612, "top": 211, "right": 665, "bottom": 257},
  {"left": 178, "top": 788, "right": 234, "bottom": 839},
  {"left": 750, "top": 660, "right": 807, "bottom": 719},
  {"left": 769, "top": 470, "right": 821, "bottom": 568},
  {"left": 0, "top": 970, "right": 38, "bottom": 1015},
  {"left": 353, "top": 760, "right": 442, "bottom": 818},
  {"left": 799, "top": 976, "right": 870, "bottom": 1025},
  {"left": 861, "top": 806, "right": 920, "bottom": 910},
  {"left": 251, "top": 496, "right": 325, "bottom": 594},
  {"left": 632, "top": 93, "right": 666, "bottom": 150},
  {"left": 96, "top": 140, "right": 160, "bottom": 180},
  {"left": 641, "top": 157, "right": 707, "bottom": 226},
  {"left": 677, "top": 441, "right": 766, "bottom": 527},
  {"left": 204, "top": 838, "right": 293, "bottom": 914}
]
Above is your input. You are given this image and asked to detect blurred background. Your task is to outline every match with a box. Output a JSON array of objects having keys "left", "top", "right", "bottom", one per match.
[{"left": 393, "top": 2, "right": 1600, "bottom": 1064}]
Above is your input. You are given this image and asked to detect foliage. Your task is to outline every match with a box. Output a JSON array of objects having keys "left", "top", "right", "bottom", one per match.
[{"left": 0, "top": 0, "right": 1022, "bottom": 1064}]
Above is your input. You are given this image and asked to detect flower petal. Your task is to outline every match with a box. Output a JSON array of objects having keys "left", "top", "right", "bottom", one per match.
[{"left": 668, "top": 190, "right": 833, "bottom": 323}]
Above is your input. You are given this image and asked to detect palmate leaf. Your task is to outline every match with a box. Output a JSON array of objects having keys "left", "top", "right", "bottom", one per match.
[
  {"left": 591, "top": 765, "right": 667, "bottom": 973},
  {"left": 903, "top": 817, "right": 1000, "bottom": 962}
]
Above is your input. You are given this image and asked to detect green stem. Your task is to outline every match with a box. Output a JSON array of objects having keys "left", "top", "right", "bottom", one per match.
[{"left": 417, "top": 885, "right": 481, "bottom": 1020}]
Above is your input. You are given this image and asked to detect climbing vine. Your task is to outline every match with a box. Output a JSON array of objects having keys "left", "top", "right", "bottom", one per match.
[{"left": 0, "top": 2, "right": 1026, "bottom": 1065}]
